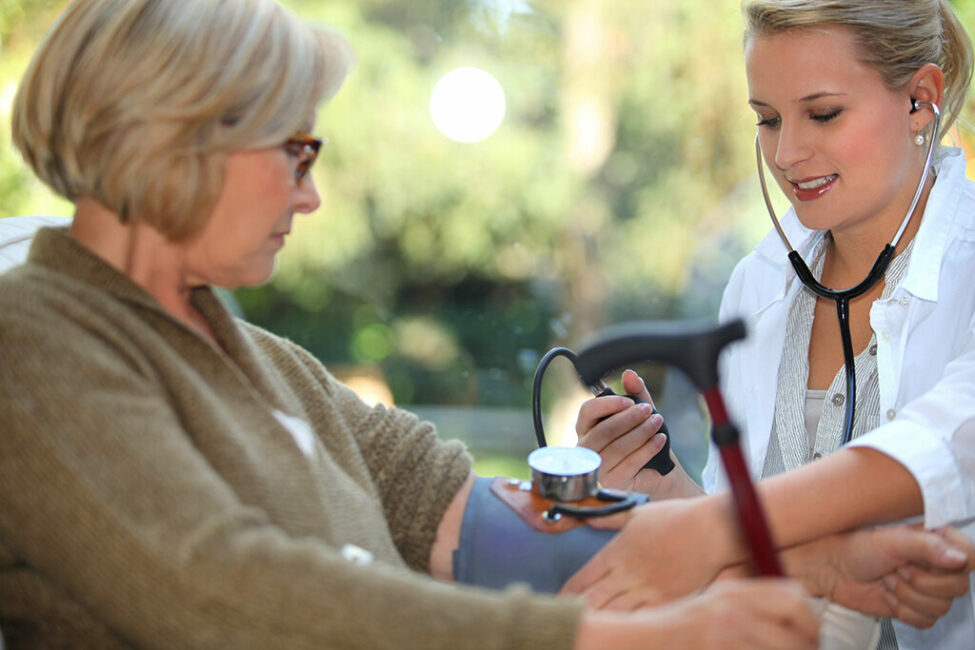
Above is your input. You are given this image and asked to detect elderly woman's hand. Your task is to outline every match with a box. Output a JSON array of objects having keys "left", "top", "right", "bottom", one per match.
[
  {"left": 574, "top": 578, "right": 820, "bottom": 650},
  {"left": 560, "top": 495, "right": 740, "bottom": 609}
]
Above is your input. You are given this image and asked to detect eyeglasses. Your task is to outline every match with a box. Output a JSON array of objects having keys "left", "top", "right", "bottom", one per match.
[{"left": 284, "top": 132, "right": 325, "bottom": 183}]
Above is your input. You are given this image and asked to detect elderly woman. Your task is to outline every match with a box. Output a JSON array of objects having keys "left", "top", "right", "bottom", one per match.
[{"left": 1, "top": 0, "right": 972, "bottom": 649}]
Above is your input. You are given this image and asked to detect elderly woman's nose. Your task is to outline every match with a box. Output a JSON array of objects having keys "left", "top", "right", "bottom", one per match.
[{"left": 295, "top": 176, "right": 322, "bottom": 213}]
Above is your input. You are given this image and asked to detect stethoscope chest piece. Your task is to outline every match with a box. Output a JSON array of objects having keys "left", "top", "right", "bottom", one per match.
[{"left": 527, "top": 446, "right": 602, "bottom": 502}]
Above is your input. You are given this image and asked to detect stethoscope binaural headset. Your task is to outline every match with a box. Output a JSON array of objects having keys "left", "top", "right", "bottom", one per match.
[{"left": 755, "top": 98, "right": 942, "bottom": 445}]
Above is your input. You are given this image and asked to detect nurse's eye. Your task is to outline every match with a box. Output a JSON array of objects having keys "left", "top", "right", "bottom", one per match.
[{"left": 811, "top": 109, "right": 842, "bottom": 123}]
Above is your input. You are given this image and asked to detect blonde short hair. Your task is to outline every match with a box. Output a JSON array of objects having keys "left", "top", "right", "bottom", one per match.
[
  {"left": 742, "top": 0, "right": 974, "bottom": 134},
  {"left": 12, "top": 0, "right": 354, "bottom": 240}
]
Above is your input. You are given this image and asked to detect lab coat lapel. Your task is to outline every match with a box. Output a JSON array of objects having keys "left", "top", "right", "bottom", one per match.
[{"left": 737, "top": 217, "right": 819, "bottom": 478}]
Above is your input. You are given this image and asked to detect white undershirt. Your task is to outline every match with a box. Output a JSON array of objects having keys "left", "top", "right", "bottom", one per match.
[{"left": 804, "top": 389, "right": 827, "bottom": 455}]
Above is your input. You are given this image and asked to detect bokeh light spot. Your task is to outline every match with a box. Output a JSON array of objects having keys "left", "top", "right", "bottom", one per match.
[{"left": 430, "top": 67, "right": 506, "bottom": 143}]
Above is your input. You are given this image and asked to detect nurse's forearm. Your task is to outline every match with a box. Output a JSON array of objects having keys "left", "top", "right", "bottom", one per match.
[
  {"left": 700, "top": 447, "right": 924, "bottom": 570},
  {"left": 757, "top": 447, "right": 924, "bottom": 548}
]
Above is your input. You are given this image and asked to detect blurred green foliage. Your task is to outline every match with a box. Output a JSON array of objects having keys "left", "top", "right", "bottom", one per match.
[
  {"left": 4, "top": 0, "right": 975, "bottom": 417},
  {"left": 240, "top": 0, "right": 768, "bottom": 407}
]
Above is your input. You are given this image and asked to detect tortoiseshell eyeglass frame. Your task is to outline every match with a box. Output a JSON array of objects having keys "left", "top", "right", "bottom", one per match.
[{"left": 284, "top": 132, "right": 325, "bottom": 182}]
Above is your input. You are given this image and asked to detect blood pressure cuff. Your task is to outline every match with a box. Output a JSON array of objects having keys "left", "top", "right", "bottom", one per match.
[{"left": 453, "top": 476, "right": 630, "bottom": 593}]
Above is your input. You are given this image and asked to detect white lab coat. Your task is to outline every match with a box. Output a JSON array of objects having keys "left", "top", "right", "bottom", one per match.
[{"left": 703, "top": 146, "right": 975, "bottom": 649}]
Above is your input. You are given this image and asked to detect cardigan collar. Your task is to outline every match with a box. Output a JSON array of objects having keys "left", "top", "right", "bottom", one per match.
[
  {"left": 25, "top": 227, "right": 299, "bottom": 415},
  {"left": 27, "top": 226, "right": 238, "bottom": 340}
]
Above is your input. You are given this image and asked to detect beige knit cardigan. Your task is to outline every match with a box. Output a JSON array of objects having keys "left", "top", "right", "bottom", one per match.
[{"left": 0, "top": 228, "right": 580, "bottom": 649}]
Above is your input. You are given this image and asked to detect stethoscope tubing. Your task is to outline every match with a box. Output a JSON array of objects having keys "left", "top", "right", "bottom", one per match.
[{"left": 754, "top": 101, "right": 942, "bottom": 444}]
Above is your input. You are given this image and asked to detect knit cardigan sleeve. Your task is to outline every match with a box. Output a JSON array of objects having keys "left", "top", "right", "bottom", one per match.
[
  {"left": 0, "top": 280, "right": 582, "bottom": 650},
  {"left": 242, "top": 324, "right": 473, "bottom": 572}
]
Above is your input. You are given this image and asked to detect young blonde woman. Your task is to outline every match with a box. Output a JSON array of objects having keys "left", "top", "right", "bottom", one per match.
[{"left": 575, "top": 1, "right": 975, "bottom": 648}]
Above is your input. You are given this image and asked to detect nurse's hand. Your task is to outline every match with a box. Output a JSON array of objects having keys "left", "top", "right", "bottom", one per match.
[
  {"left": 574, "top": 579, "right": 820, "bottom": 650},
  {"left": 789, "top": 524, "right": 975, "bottom": 629},
  {"left": 575, "top": 369, "right": 703, "bottom": 500},
  {"left": 561, "top": 495, "right": 740, "bottom": 609},
  {"left": 713, "top": 523, "right": 975, "bottom": 629}
]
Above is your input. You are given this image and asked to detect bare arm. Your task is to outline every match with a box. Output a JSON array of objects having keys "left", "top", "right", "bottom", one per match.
[
  {"left": 563, "top": 448, "right": 928, "bottom": 608},
  {"left": 757, "top": 446, "right": 923, "bottom": 549},
  {"left": 429, "top": 471, "right": 476, "bottom": 581}
]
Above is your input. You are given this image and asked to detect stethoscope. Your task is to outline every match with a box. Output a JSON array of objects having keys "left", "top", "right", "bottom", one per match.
[{"left": 755, "top": 99, "right": 942, "bottom": 444}]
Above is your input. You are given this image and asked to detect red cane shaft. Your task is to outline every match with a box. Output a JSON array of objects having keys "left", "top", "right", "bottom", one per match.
[
  {"left": 704, "top": 387, "right": 782, "bottom": 577},
  {"left": 719, "top": 444, "right": 783, "bottom": 576}
]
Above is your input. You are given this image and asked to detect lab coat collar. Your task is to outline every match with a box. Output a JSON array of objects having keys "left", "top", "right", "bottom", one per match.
[
  {"left": 900, "top": 146, "right": 968, "bottom": 302},
  {"left": 751, "top": 208, "right": 819, "bottom": 270},
  {"left": 742, "top": 204, "right": 823, "bottom": 317}
]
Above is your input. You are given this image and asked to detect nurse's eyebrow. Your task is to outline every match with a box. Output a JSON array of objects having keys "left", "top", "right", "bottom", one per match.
[{"left": 748, "top": 91, "right": 849, "bottom": 107}]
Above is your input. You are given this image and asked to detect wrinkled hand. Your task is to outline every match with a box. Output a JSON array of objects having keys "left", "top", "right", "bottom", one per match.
[
  {"left": 658, "top": 579, "right": 820, "bottom": 650},
  {"left": 561, "top": 496, "right": 735, "bottom": 609},
  {"left": 576, "top": 579, "right": 820, "bottom": 650},
  {"left": 789, "top": 524, "right": 975, "bottom": 629},
  {"left": 575, "top": 369, "right": 702, "bottom": 499}
]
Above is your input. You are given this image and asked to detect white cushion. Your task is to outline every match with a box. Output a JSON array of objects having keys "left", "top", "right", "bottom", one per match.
[{"left": 0, "top": 215, "right": 72, "bottom": 273}]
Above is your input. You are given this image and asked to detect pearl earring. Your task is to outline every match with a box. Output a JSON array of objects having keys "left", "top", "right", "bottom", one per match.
[{"left": 915, "top": 132, "right": 926, "bottom": 146}]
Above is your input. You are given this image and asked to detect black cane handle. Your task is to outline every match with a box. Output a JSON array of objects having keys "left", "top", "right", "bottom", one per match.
[{"left": 575, "top": 319, "right": 746, "bottom": 393}]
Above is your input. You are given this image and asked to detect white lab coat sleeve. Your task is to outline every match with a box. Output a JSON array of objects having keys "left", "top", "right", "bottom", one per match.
[
  {"left": 849, "top": 318, "right": 975, "bottom": 529},
  {"left": 702, "top": 255, "right": 750, "bottom": 494}
]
